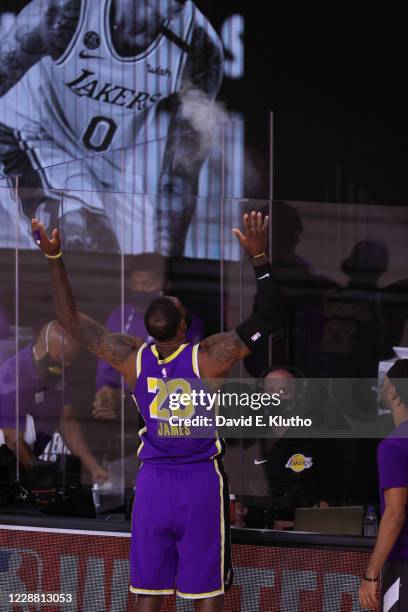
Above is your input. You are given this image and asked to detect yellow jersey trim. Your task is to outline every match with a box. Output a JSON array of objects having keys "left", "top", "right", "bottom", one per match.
[
  {"left": 176, "top": 588, "right": 224, "bottom": 599},
  {"left": 213, "top": 460, "right": 225, "bottom": 593},
  {"left": 136, "top": 426, "right": 147, "bottom": 457},
  {"left": 151, "top": 343, "right": 189, "bottom": 364},
  {"left": 192, "top": 343, "right": 200, "bottom": 377},
  {"left": 129, "top": 586, "right": 175, "bottom": 595},
  {"left": 136, "top": 343, "right": 148, "bottom": 378},
  {"left": 210, "top": 437, "right": 223, "bottom": 460}
]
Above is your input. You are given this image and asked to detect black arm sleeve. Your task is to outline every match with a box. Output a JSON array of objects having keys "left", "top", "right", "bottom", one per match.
[
  {"left": 235, "top": 262, "right": 283, "bottom": 350},
  {"left": 253, "top": 262, "right": 281, "bottom": 323}
]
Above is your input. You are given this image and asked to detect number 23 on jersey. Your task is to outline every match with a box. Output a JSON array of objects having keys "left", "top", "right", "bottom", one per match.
[{"left": 147, "top": 377, "right": 195, "bottom": 421}]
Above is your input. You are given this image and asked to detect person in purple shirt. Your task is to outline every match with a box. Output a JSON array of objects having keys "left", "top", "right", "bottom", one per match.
[
  {"left": 359, "top": 359, "right": 408, "bottom": 611},
  {"left": 94, "top": 253, "right": 204, "bottom": 420},
  {"left": 0, "top": 320, "right": 108, "bottom": 483}
]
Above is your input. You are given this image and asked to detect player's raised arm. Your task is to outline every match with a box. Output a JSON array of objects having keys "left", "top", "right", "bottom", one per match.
[
  {"left": 157, "top": 23, "right": 224, "bottom": 255},
  {"left": 161, "top": 21, "right": 224, "bottom": 185},
  {"left": 0, "top": 0, "right": 80, "bottom": 98},
  {"left": 31, "top": 219, "right": 143, "bottom": 389},
  {"left": 198, "top": 211, "right": 282, "bottom": 378}
]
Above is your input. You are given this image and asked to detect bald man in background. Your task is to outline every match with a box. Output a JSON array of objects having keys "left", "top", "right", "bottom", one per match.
[
  {"left": 228, "top": 367, "right": 326, "bottom": 529},
  {"left": 0, "top": 321, "right": 107, "bottom": 483}
]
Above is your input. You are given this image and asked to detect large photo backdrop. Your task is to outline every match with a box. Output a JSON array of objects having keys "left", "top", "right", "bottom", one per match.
[{"left": 0, "top": 0, "right": 250, "bottom": 258}]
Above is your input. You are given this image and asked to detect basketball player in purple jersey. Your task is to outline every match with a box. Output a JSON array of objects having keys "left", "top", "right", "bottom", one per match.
[
  {"left": 31, "top": 211, "right": 282, "bottom": 611},
  {"left": 0, "top": 0, "right": 223, "bottom": 255}
]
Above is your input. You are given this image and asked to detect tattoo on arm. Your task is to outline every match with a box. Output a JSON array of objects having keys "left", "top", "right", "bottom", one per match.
[
  {"left": 0, "top": 41, "right": 27, "bottom": 95},
  {"left": 200, "top": 330, "right": 249, "bottom": 366},
  {"left": 159, "top": 25, "right": 223, "bottom": 193},
  {"left": 98, "top": 332, "right": 138, "bottom": 366},
  {"left": 0, "top": 0, "right": 80, "bottom": 97},
  {"left": 0, "top": 1, "right": 45, "bottom": 96},
  {"left": 78, "top": 315, "right": 138, "bottom": 366},
  {"left": 184, "top": 24, "right": 224, "bottom": 96}
]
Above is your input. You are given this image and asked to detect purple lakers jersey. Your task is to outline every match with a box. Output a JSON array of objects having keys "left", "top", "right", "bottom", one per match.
[{"left": 132, "top": 342, "right": 223, "bottom": 464}]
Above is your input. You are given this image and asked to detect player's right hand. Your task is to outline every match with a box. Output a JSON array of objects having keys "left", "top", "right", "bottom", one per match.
[
  {"left": 31, "top": 218, "right": 61, "bottom": 257},
  {"left": 232, "top": 211, "right": 269, "bottom": 258},
  {"left": 92, "top": 386, "right": 121, "bottom": 420}
]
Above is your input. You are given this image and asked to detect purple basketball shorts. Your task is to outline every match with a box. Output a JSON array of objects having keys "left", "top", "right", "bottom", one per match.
[{"left": 129, "top": 460, "right": 233, "bottom": 599}]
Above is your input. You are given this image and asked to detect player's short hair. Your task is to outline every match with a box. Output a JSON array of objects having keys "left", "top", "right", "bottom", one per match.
[
  {"left": 144, "top": 296, "right": 182, "bottom": 341},
  {"left": 387, "top": 359, "right": 408, "bottom": 407}
]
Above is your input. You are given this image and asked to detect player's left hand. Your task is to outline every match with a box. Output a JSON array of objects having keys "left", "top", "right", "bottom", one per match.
[
  {"left": 31, "top": 218, "right": 61, "bottom": 257},
  {"left": 358, "top": 578, "right": 379, "bottom": 610},
  {"left": 232, "top": 211, "right": 269, "bottom": 258}
]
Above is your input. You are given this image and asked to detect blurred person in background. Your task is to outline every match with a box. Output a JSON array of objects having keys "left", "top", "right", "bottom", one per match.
[
  {"left": 93, "top": 253, "right": 203, "bottom": 420},
  {"left": 311, "top": 240, "right": 389, "bottom": 509},
  {"left": 316, "top": 239, "right": 388, "bottom": 378},
  {"left": 0, "top": 320, "right": 108, "bottom": 483},
  {"left": 359, "top": 360, "right": 408, "bottom": 610}
]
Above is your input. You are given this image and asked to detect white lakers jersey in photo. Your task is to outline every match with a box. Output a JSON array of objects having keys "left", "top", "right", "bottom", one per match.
[{"left": 39, "top": 0, "right": 195, "bottom": 155}]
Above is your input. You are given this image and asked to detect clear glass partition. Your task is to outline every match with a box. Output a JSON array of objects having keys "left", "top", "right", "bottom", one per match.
[
  {"left": 222, "top": 198, "right": 408, "bottom": 515},
  {"left": 1, "top": 123, "right": 408, "bottom": 524}
]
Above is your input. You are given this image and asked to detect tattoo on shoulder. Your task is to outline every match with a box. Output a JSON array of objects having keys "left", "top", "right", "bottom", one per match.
[
  {"left": 16, "top": 27, "right": 47, "bottom": 55},
  {"left": 200, "top": 331, "right": 244, "bottom": 363},
  {"left": 0, "top": 0, "right": 80, "bottom": 95}
]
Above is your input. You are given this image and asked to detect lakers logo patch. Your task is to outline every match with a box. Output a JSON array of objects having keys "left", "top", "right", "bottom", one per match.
[
  {"left": 285, "top": 453, "right": 313, "bottom": 473},
  {"left": 84, "top": 31, "right": 100, "bottom": 50}
]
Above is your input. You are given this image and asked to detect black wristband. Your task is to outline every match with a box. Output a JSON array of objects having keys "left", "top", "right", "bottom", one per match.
[{"left": 363, "top": 575, "right": 379, "bottom": 582}]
